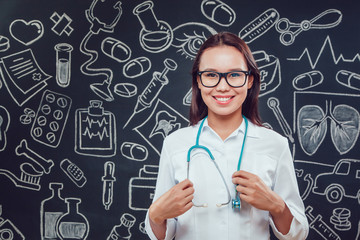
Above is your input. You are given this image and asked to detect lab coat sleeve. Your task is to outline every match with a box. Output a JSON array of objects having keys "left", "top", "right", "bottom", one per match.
[
  {"left": 145, "top": 137, "right": 177, "bottom": 240},
  {"left": 269, "top": 138, "right": 309, "bottom": 240}
]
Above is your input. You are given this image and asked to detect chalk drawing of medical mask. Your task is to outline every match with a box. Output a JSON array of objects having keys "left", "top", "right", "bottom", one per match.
[{"left": 297, "top": 100, "right": 360, "bottom": 155}]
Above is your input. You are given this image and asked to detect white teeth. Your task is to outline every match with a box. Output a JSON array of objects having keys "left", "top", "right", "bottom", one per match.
[{"left": 215, "top": 97, "right": 231, "bottom": 102}]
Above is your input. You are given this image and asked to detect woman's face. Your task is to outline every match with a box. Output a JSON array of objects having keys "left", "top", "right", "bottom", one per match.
[{"left": 197, "top": 45, "right": 253, "bottom": 121}]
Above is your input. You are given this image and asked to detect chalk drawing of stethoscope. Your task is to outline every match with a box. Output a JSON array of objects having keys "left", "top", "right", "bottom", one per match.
[
  {"left": 187, "top": 116, "right": 248, "bottom": 209},
  {"left": 275, "top": 9, "right": 342, "bottom": 46}
]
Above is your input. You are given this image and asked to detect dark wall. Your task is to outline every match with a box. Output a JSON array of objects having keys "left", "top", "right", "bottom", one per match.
[{"left": 0, "top": 0, "right": 359, "bottom": 239}]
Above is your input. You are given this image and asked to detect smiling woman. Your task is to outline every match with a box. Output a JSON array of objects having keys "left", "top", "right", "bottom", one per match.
[{"left": 144, "top": 32, "right": 309, "bottom": 240}]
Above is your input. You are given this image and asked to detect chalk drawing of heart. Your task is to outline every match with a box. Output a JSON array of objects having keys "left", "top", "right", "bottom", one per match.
[{"left": 9, "top": 19, "right": 44, "bottom": 46}]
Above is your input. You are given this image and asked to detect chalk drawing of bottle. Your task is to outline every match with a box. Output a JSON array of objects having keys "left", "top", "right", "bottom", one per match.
[
  {"left": 56, "top": 198, "right": 89, "bottom": 240},
  {"left": 133, "top": 1, "right": 173, "bottom": 53},
  {"left": 40, "top": 182, "right": 67, "bottom": 240},
  {"left": 106, "top": 213, "right": 136, "bottom": 240}
]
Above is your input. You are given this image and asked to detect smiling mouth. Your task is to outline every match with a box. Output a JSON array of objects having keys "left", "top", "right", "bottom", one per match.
[{"left": 213, "top": 96, "right": 234, "bottom": 102}]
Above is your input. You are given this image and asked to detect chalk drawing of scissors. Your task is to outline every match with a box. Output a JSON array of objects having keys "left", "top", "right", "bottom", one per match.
[{"left": 275, "top": 9, "right": 342, "bottom": 46}]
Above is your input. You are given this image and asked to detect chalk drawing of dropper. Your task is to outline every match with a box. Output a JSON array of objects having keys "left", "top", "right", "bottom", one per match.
[
  {"left": 123, "top": 58, "right": 177, "bottom": 129},
  {"left": 80, "top": 0, "right": 122, "bottom": 102}
]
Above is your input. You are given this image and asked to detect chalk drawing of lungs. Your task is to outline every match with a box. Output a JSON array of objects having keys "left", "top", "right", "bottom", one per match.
[
  {"left": 134, "top": 99, "right": 188, "bottom": 155},
  {"left": 253, "top": 50, "right": 281, "bottom": 97},
  {"left": 0, "top": 105, "right": 10, "bottom": 151},
  {"left": 9, "top": 19, "right": 44, "bottom": 46},
  {"left": 171, "top": 22, "right": 217, "bottom": 60},
  {"left": 75, "top": 100, "right": 116, "bottom": 157},
  {"left": 298, "top": 101, "right": 360, "bottom": 155},
  {"left": 133, "top": 1, "right": 173, "bottom": 53}
]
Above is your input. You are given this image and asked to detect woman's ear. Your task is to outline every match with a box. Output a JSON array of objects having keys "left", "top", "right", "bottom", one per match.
[
  {"left": 247, "top": 75, "right": 254, "bottom": 90},
  {"left": 197, "top": 75, "right": 202, "bottom": 90}
]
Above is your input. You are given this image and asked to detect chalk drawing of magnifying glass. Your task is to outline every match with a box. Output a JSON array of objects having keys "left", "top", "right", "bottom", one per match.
[{"left": 275, "top": 9, "right": 342, "bottom": 46}]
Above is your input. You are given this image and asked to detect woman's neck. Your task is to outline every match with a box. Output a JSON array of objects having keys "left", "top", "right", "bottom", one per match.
[{"left": 207, "top": 114, "right": 243, "bottom": 141}]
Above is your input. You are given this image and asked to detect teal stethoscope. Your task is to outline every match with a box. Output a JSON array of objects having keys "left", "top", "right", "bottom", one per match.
[{"left": 187, "top": 115, "right": 248, "bottom": 209}]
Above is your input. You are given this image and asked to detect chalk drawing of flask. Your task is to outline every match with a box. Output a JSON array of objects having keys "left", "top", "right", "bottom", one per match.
[
  {"left": 41, "top": 183, "right": 67, "bottom": 240},
  {"left": 55, "top": 43, "right": 73, "bottom": 88},
  {"left": 56, "top": 198, "right": 89, "bottom": 240},
  {"left": 133, "top": 1, "right": 173, "bottom": 53},
  {"left": 107, "top": 213, "right": 135, "bottom": 240}
]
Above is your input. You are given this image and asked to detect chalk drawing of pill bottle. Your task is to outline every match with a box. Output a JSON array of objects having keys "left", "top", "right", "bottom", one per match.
[
  {"left": 55, "top": 43, "right": 73, "bottom": 88},
  {"left": 133, "top": 1, "right": 173, "bottom": 53},
  {"left": 106, "top": 213, "right": 136, "bottom": 240},
  {"left": 41, "top": 183, "right": 67, "bottom": 240},
  {"left": 56, "top": 198, "right": 89, "bottom": 240}
]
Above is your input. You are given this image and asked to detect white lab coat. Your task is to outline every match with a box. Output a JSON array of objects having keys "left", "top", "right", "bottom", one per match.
[{"left": 145, "top": 118, "right": 309, "bottom": 240}]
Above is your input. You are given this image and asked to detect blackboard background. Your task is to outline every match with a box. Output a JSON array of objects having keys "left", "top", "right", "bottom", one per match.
[{"left": 0, "top": 0, "right": 359, "bottom": 239}]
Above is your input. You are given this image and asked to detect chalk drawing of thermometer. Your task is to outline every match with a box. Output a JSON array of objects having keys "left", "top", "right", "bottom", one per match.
[
  {"left": 267, "top": 97, "right": 294, "bottom": 143},
  {"left": 275, "top": 9, "right": 342, "bottom": 46}
]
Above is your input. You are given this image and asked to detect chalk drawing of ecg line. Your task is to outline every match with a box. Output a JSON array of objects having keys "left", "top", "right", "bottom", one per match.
[{"left": 287, "top": 36, "right": 360, "bottom": 69}]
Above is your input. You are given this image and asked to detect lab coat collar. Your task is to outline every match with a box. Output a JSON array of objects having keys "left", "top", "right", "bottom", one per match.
[{"left": 199, "top": 117, "right": 260, "bottom": 139}]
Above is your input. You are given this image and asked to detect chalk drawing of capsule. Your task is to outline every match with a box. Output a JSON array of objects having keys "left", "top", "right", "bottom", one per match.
[
  {"left": 336, "top": 70, "right": 360, "bottom": 91},
  {"left": 201, "top": 0, "right": 236, "bottom": 27},
  {"left": 133, "top": 1, "right": 173, "bottom": 53}
]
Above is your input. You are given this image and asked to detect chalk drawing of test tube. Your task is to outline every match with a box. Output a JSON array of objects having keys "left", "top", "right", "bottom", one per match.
[
  {"left": 133, "top": 1, "right": 173, "bottom": 53},
  {"left": 55, "top": 43, "right": 73, "bottom": 88}
]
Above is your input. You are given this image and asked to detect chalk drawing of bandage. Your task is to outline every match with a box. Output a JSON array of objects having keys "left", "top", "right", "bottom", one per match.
[
  {"left": 0, "top": 106, "right": 10, "bottom": 151},
  {"left": 253, "top": 50, "right": 281, "bottom": 97},
  {"left": 80, "top": 0, "right": 122, "bottom": 102},
  {"left": 134, "top": 99, "right": 188, "bottom": 156},
  {"left": 297, "top": 99, "right": 360, "bottom": 155},
  {"left": 129, "top": 165, "right": 158, "bottom": 211},
  {"left": 31, "top": 90, "right": 72, "bottom": 148},
  {"left": 9, "top": 19, "right": 44, "bottom": 46},
  {"left": 50, "top": 12, "right": 74, "bottom": 36},
  {"left": 133, "top": 1, "right": 173, "bottom": 53},
  {"left": 201, "top": 0, "right": 236, "bottom": 27},
  {"left": 172, "top": 22, "right": 217, "bottom": 60},
  {"left": 0, "top": 206, "right": 25, "bottom": 239},
  {"left": 75, "top": 100, "right": 116, "bottom": 157},
  {"left": 0, "top": 49, "right": 50, "bottom": 106}
]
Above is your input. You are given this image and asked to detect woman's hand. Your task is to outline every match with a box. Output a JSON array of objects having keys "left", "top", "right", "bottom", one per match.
[
  {"left": 232, "top": 170, "right": 285, "bottom": 213},
  {"left": 232, "top": 170, "right": 293, "bottom": 234},
  {"left": 149, "top": 179, "right": 194, "bottom": 225}
]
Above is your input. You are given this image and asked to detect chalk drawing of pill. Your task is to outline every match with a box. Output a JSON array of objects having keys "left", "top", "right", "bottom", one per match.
[
  {"left": 336, "top": 70, "right": 360, "bottom": 91},
  {"left": 292, "top": 70, "right": 323, "bottom": 90}
]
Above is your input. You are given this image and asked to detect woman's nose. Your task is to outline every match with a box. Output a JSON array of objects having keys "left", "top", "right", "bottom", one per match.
[{"left": 216, "top": 76, "right": 230, "bottom": 91}]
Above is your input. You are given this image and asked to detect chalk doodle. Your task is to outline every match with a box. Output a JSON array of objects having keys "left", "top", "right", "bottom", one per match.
[{"left": 75, "top": 100, "right": 116, "bottom": 157}]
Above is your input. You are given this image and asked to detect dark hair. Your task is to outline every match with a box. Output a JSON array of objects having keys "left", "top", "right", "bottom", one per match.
[{"left": 189, "top": 31, "right": 262, "bottom": 126}]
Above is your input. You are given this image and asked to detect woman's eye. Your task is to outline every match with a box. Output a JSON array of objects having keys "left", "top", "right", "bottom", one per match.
[
  {"left": 172, "top": 23, "right": 217, "bottom": 60},
  {"left": 229, "top": 72, "right": 241, "bottom": 78},
  {"left": 205, "top": 72, "right": 218, "bottom": 78}
]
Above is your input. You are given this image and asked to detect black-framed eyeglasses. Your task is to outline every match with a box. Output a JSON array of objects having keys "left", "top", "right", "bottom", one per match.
[{"left": 198, "top": 70, "right": 251, "bottom": 88}]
